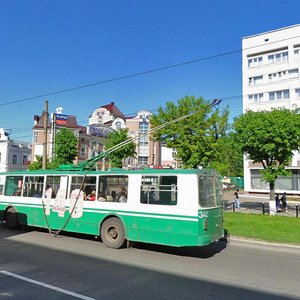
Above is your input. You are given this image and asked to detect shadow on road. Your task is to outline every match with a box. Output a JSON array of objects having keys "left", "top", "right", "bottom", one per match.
[{"left": 132, "top": 237, "right": 228, "bottom": 259}]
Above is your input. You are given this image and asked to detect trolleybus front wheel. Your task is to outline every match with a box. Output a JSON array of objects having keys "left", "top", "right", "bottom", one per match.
[
  {"left": 101, "top": 218, "right": 126, "bottom": 249},
  {"left": 5, "top": 207, "right": 20, "bottom": 229}
]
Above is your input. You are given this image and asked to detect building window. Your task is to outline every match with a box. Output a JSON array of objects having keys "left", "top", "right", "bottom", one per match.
[
  {"left": 138, "top": 156, "right": 148, "bottom": 165},
  {"left": 80, "top": 145, "right": 86, "bottom": 157},
  {"left": 268, "top": 51, "right": 288, "bottom": 64},
  {"left": 12, "top": 155, "right": 17, "bottom": 164},
  {"left": 248, "top": 93, "right": 263, "bottom": 102},
  {"left": 138, "top": 135, "right": 149, "bottom": 146},
  {"left": 139, "top": 122, "right": 149, "bottom": 134},
  {"left": 288, "top": 69, "right": 298, "bottom": 77},
  {"left": 249, "top": 75, "right": 263, "bottom": 85},
  {"left": 269, "top": 89, "right": 290, "bottom": 101},
  {"left": 115, "top": 121, "right": 122, "bottom": 130},
  {"left": 172, "top": 149, "right": 176, "bottom": 158},
  {"left": 248, "top": 56, "right": 263, "bottom": 67},
  {"left": 294, "top": 47, "right": 300, "bottom": 59},
  {"left": 23, "top": 156, "right": 27, "bottom": 165},
  {"left": 268, "top": 69, "right": 298, "bottom": 81},
  {"left": 295, "top": 88, "right": 300, "bottom": 98},
  {"left": 33, "top": 132, "right": 38, "bottom": 143},
  {"left": 138, "top": 145, "right": 149, "bottom": 156}
]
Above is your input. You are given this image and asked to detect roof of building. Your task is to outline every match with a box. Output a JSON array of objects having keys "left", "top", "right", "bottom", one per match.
[
  {"left": 100, "top": 102, "right": 126, "bottom": 119},
  {"left": 243, "top": 23, "right": 300, "bottom": 39},
  {"left": 78, "top": 125, "right": 87, "bottom": 133},
  {"left": 32, "top": 114, "right": 51, "bottom": 129}
]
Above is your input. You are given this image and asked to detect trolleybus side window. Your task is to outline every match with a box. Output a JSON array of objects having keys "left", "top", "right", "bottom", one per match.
[
  {"left": 140, "top": 175, "right": 177, "bottom": 205},
  {"left": 23, "top": 176, "right": 44, "bottom": 198},
  {"left": 98, "top": 175, "right": 128, "bottom": 202},
  {"left": 70, "top": 176, "right": 97, "bottom": 200},
  {"left": 4, "top": 176, "right": 23, "bottom": 196},
  {"left": 198, "top": 175, "right": 217, "bottom": 207},
  {"left": 0, "top": 184, "right": 3, "bottom": 195},
  {"left": 45, "top": 176, "right": 68, "bottom": 199}
]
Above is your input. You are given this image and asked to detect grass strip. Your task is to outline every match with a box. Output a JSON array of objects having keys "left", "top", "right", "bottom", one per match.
[{"left": 224, "top": 212, "right": 300, "bottom": 245}]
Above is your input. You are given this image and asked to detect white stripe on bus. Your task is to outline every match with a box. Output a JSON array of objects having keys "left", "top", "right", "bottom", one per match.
[{"left": 2, "top": 203, "right": 198, "bottom": 221}]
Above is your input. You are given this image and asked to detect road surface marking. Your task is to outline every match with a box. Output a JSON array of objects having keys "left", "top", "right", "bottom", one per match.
[{"left": 0, "top": 270, "right": 95, "bottom": 300}]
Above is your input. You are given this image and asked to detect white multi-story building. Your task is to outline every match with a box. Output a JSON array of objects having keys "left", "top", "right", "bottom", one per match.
[
  {"left": 0, "top": 128, "right": 31, "bottom": 172},
  {"left": 242, "top": 24, "right": 300, "bottom": 193}
]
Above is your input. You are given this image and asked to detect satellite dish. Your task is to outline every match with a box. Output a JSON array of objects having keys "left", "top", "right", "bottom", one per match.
[{"left": 56, "top": 107, "right": 63, "bottom": 114}]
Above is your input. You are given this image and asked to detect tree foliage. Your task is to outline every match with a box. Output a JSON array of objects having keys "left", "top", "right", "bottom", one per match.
[
  {"left": 150, "top": 96, "right": 230, "bottom": 169},
  {"left": 233, "top": 109, "right": 300, "bottom": 198},
  {"left": 105, "top": 128, "right": 136, "bottom": 168},
  {"left": 28, "top": 155, "right": 54, "bottom": 170},
  {"left": 210, "top": 133, "right": 243, "bottom": 176},
  {"left": 52, "top": 128, "right": 78, "bottom": 166},
  {"left": 28, "top": 155, "right": 43, "bottom": 170}
]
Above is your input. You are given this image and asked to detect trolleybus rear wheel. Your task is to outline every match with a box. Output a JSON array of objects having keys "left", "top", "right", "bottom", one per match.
[
  {"left": 101, "top": 218, "right": 125, "bottom": 249},
  {"left": 5, "top": 207, "right": 19, "bottom": 229}
]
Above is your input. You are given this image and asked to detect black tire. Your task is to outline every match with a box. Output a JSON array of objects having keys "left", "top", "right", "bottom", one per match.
[
  {"left": 100, "top": 217, "right": 126, "bottom": 249},
  {"left": 5, "top": 207, "right": 19, "bottom": 229}
]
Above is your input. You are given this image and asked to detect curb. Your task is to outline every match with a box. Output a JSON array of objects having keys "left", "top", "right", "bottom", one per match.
[{"left": 230, "top": 236, "right": 300, "bottom": 249}]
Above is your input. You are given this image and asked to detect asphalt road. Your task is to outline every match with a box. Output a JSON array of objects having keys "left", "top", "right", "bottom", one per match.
[{"left": 0, "top": 226, "right": 300, "bottom": 300}]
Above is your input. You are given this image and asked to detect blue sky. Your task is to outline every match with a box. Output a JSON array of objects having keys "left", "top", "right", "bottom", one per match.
[{"left": 1, "top": 0, "right": 300, "bottom": 142}]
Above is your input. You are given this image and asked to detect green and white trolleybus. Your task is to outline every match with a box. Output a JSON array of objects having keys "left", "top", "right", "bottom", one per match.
[{"left": 0, "top": 167, "right": 223, "bottom": 248}]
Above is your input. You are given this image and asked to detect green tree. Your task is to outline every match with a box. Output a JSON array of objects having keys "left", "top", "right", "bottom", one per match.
[
  {"left": 28, "top": 155, "right": 42, "bottom": 170},
  {"left": 28, "top": 155, "right": 53, "bottom": 170},
  {"left": 233, "top": 109, "right": 300, "bottom": 200},
  {"left": 52, "top": 128, "right": 78, "bottom": 166},
  {"left": 105, "top": 128, "right": 136, "bottom": 168},
  {"left": 210, "top": 133, "right": 243, "bottom": 176},
  {"left": 150, "top": 96, "right": 230, "bottom": 168}
]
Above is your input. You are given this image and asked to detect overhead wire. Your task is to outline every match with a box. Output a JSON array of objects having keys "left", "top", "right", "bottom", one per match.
[
  {"left": 1, "top": 34, "right": 300, "bottom": 108},
  {"left": 2, "top": 34, "right": 298, "bottom": 139}
]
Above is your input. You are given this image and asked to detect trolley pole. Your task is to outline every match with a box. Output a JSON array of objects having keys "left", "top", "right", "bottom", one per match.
[{"left": 42, "top": 100, "right": 49, "bottom": 170}]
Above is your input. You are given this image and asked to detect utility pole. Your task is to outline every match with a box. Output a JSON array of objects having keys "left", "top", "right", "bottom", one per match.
[{"left": 42, "top": 100, "right": 49, "bottom": 170}]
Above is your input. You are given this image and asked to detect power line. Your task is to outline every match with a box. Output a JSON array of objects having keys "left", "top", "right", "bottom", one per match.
[
  {"left": 0, "top": 49, "right": 241, "bottom": 107},
  {"left": 1, "top": 34, "right": 300, "bottom": 108}
]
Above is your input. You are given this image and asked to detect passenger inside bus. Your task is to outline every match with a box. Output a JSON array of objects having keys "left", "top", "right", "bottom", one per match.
[
  {"left": 116, "top": 186, "right": 127, "bottom": 203},
  {"left": 148, "top": 187, "right": 159, "bottom": 203},
  {"left": 98, "top": 192, "right": 107, "bottom": 201},
  {"left": 87, "top": 190, "right": 96, "bottom": 201}
]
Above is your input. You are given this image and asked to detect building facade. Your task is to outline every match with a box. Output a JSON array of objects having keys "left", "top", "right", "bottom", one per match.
[
  {"left": 32, "top": 102, "right": 178, "bottom": 169},
  {"left": 32, "top": 108, "right": 105, "bottom": 165},
  {"left": 0, "top": 128, "right": 31, "bottom": 172},
  {"left": 125, "top": 110, "right": 161, "bottom": 167},
  {"left": 242, "top": 24, "right": 300, "bottom": 193}
]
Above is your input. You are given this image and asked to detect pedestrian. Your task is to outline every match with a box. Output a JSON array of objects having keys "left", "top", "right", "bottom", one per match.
[
  {"left": 275, "top": 193, "right": 280, "bottom": 211},
  {"left": 234, "top": 188, "right": 240, "bottom": 209},
  {"left": 280, "top": 192, "right": 287, "bottom": 211}
]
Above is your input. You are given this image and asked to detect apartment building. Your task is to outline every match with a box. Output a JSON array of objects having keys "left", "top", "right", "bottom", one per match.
[
  {"left": 242, "top": 24, "right": 300, "bottom": 193},
  {"left": 0, "top": 128, "right": 31, "bottom": 172},
  {"left": 125, "top": 110, "right": 161, "bottom": 167}
]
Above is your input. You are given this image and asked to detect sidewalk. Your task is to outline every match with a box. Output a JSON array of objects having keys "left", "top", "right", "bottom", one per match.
[
  {"left": 223, "top": 190, "right": 300, "bottom": 217},
  {"left": 223, "top": 189, "right": 300, "bottom": 204}
]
